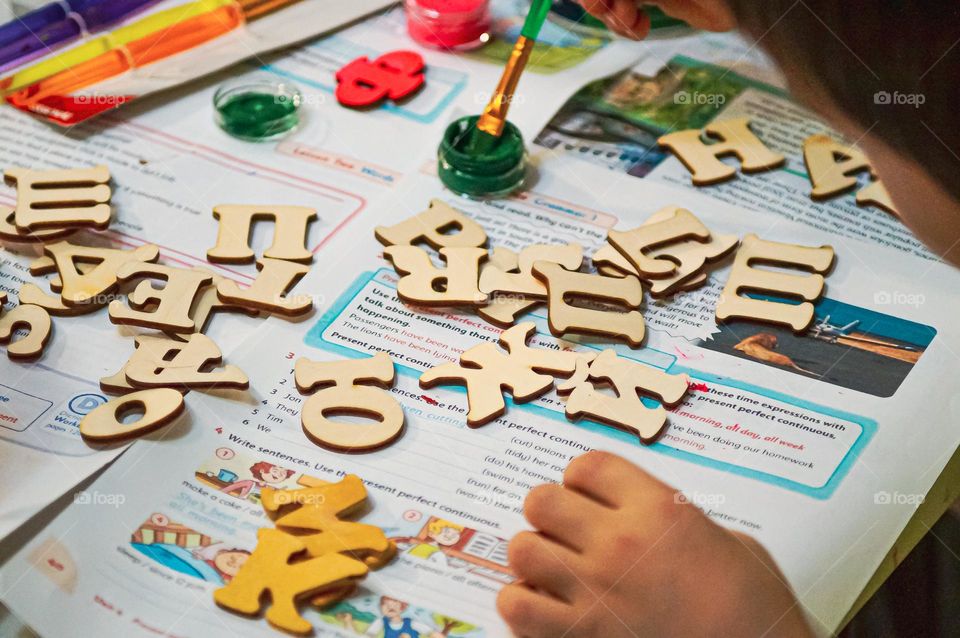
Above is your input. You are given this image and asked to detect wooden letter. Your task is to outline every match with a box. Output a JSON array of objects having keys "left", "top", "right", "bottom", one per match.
[
  {"left": 216, "top": 258, "right": 312, "bottom": 316},
  {"left": 109, "top": 263, "right": 212, "bottom": 332},
  {"left": 0, "top": 205, "right": 75, "bottom": 243},
  {"left": 7, "top": 165, "right": 111, "bottom": 230},
  {"left": 121, "top": 334, "right": 249, "bottom": 390},
  {"left": 207, "top": 204, "right": 317, "bottom": 264},
  {"left": 480, "top": 243, "right": 583, "bottom": 297},
  {"left": 0, "top": 303, "right": 51, "bottom": 359},
  {"left": 601, "top": 208, "right": 737, "bottom": 296},
  {"left": 45, "top": 240, "right": 159, "bottom": 306},
  {"left": 658, "top": 117, "right": 784, "bottom": 185},
  {"left": 384, "top": 245, "right": 487, "bottom": 307},
  {"left": 565, "top": 349, "right": 689, "bottom": 443},
  {"left": 715, "top": 234, "right": 835, "bottom": 332},
  {"left": 170, "top": 269, "right": 260, "bottom": 340},
  {"left": 375, "top": 199, "right": 486, "bottom": 249},
  {"left": 607, "top": 207, "right": 712, "bottom": 278},
  {"left": 420, "top": 322, "right": 593, "bottom": 427},
  {"left": 79, "top": 388, "right": 185, "bottom": 442},
  {"left": 295, "top": 353, "right": 404, "bottom": 452},
  {"left": 532, "top": 261, "right": 645, "bottom": 347},
  {"left": 477, "top": 247, "right": 539, "bottom": 327}
]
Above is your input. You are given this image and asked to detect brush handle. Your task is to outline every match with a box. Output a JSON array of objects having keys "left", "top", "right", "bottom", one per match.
[
  {"left": 476, "top": 34, "right": 534, "bottom": 137},
  {"left": 520, "top": 0, "right": 552, "bottom": 39}
]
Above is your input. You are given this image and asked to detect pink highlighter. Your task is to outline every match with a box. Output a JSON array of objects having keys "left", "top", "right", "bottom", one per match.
[{"left": 405, "top": 0, "right": 491, "bottom": 50}]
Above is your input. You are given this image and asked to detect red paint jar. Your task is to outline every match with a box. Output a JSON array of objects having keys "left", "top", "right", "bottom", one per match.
[{"left": 405, "top": 0, "right": 491, "bottom": 51}]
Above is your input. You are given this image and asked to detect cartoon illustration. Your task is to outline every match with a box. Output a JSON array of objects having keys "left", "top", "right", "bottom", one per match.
[
  {"left": 219, "top": 461, "right": 295, "bottom": 498},
  {"left": 331, "top": 595, "right": 479, "bottom": 638},
  {"left": 195, "top": 447, "right": 304, "bottom": 502},
  {"left": 394, "top": 517, "right": 513, "bottom": 583},
  {"left": 407, "top": 519, "right": 465, "bottom": 566},
  {"left": 191, "top": 543, "right": 251, "bottom": 583},
  {"left": 130, "top": 513, "right": 249, "bottom": 585}
]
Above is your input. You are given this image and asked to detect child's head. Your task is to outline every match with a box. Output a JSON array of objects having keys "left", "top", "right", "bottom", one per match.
[
  {"left": 426, "top": 518, "right": 464, "bottom": 546},
  {"left": 212, "top": 548, "right": 250, "bottom": 580},
  {"left": 723, "top": 1, "right": 960, "bottom": 263},
  {"left": 248, "top": 461, "right": 294, "bottom": 485},
  {"left": 379, "top": 596, "right": 409, "bottom": 618}
]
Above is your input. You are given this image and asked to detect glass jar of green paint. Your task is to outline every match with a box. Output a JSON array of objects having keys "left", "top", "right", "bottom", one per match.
[
  {"left": 214, "top": 74, "right": 302, "bottom": 142},
  {"left": 438, "top": 115, "right": 527, "bottom": 198}
]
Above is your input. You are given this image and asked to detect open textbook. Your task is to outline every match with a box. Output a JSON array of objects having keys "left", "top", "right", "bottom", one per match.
[
  {"left": 0, "top": 0, "right": 650, "bottom": 543},
  {"left": 2, "top": 153, "right": 959, "bottom": 636}
]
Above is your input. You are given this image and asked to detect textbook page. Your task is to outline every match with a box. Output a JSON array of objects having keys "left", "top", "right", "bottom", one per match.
[
  {"left": 0, "top": 0, "right": 649, "bottom": 567},
  {"left": 4, "top": 156, "right": 960, "bottom": 636},
  {"left": 0, "top": 73, "right": 391, "bottom": 541}
]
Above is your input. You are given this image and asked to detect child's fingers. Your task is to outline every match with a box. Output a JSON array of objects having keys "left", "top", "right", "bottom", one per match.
[
  {"left": 579, "top": 0, "right": 734, "bottom": 37},
  {"left": 497, "top": 583, "right": 580, "bottom": 638},
  {"left": 606, "top": 0, "right": 652, "bottom": 40},
  {"left": 649, "top": 0, "right": 736, "bottom": 31},
  {"left": 578, "top": 0, "right": 612, "bottom": 20},
  {"left": 507, "top": 531, "right": 584, "bottom": 601},
  {"left": 563, "top": 450, "right": 671, "bottom": 509},
  {"left": 523, "top": 483, "right": 608, "bottom": 551}
]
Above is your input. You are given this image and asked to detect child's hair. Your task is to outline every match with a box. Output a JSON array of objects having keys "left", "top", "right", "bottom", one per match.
[
  {"left": 723, "top": 2, "right": 959, "bottom": 200},
  {"left": 380, "top": 596, "right": 409, "bottom": 611},
  {"left": 427, "top": 518, "right": 465, "bottom": 536},
  {"left": 248, "top": 461, "right": 294, "bottom": 481}
]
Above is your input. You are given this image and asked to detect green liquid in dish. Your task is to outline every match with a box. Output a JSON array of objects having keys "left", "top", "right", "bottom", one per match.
[{"left": 215, "top": 92, "right": 299, "bottom": 142}]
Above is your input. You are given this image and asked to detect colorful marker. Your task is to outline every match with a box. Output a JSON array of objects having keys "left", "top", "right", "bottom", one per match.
[
  {"left": 0, "top": 0, "right": 161, "bottom": 72},
  {"left": 6, "top": 0, "right": 302, "bottom": 104},
  {"left": 1, "top": 0, "right": 236, "bottom": 94}
]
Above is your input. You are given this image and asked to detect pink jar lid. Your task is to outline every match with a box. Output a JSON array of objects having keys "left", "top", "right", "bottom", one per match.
[{"left": 406, "top": 0, "right": 491, "bottom": 50}]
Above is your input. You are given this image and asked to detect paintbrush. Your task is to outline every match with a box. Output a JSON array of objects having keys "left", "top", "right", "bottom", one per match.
[{"left": 468, "top": 0, "right": 552, "bottom": 153}]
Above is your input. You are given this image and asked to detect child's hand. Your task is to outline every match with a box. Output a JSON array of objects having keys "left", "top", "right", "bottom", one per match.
[
  {"left": 579, "top": 0, "right": 736, "bottom": 39},
  {"left": 498, "top": 451, "right": 814, "bottom": 637}
]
